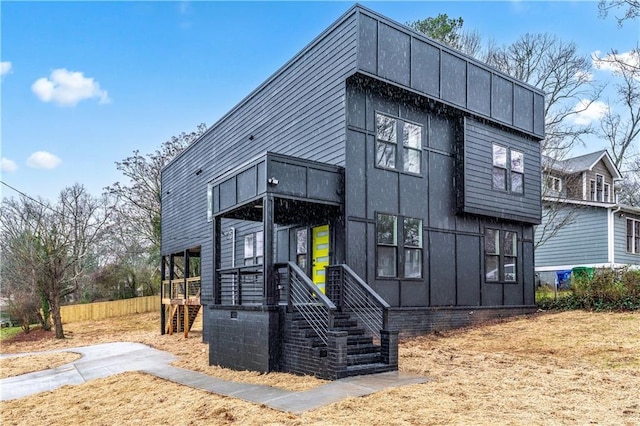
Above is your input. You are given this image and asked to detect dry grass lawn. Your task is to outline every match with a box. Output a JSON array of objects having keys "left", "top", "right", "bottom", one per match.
[{"left": 1, "top": 310, "right": 639, "bottom": 425}]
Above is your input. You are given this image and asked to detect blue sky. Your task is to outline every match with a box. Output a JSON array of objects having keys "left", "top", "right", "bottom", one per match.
[{"left": 1, "top": 1, "right": 637, "bottom": 202}]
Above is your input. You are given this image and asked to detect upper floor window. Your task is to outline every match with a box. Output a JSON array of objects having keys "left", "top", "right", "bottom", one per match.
[
  {"left": 627, "top": 219, "right": 640, "bottom": 254},
  {"left": 545, "top": 176, "right": 562, "bottom": 193},
  {"left": 376, "top": 213, "right": 423, "bottom": 278},
  {"left": 375, "top": 113, "right": 423, "bottom": 174},
  {"left": 485, "top": 229, "right": 517, "bottom": 282},
  {"left": 492, "top": 144, "right": 524, "bottom": 194},
  {"left": 589, "top": 174, "right": 610, "bottom": 202}
]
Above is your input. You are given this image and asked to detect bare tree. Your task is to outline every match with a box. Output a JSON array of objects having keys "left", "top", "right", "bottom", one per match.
[
  {"left": 599, "top": 0, "right": 640, "bottom": 26},
  {"left": 107, "top": 123, "right": 207, "bottom": 258},
  {"left": 0, "top": 185, "right": 114, "bottom": 338},
  {"left": 486, "top": 33, "right": 603, "bottom": 158},
  {"left": 407, "top": 14, "right": 484, "bottom": 58}
]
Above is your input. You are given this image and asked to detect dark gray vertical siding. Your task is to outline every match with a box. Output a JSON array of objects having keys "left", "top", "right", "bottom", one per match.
[
  {"left": 355, "top": 8, "right": 544, "bottom": 139},
  {"left": 161, "top": 12, "right": 359, "bottom": 295},
  {"left": 462, "top": 118, "right": 541, "bottom": 224}
]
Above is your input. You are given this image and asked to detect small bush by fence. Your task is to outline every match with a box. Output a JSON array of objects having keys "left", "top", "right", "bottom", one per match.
[
  {"left": 60, "top": 295, "right": 160, "bottom": 323},
  {"left": 537, "top": 267, "right": 640, "bottom": 311}
]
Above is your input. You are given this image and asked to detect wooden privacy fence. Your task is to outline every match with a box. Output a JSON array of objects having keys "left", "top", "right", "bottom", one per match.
[{"left": 60, "top": 295, "right": 159, "bottom": 323}]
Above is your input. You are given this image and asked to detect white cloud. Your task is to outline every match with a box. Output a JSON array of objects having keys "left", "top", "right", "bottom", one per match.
[
  {"left": 27, "top": 151, "right": 62, "bottom": 169},
  {"left": 593, "top": 49, "right": 640, "bottom": 78},
  {"left": 1, "top": 157, "right": 18, "bottom": 173},
  {"left": 31, "top": 68, "right": 110, "bottom": 106},
  {"left": 0, "top": 61, "right": 12, "bottom": 76},
  {"left": 572, "top": 99, "right": 610, "bottom": 126}
]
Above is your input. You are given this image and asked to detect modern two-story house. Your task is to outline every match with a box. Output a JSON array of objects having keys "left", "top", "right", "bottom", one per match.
[
  {"left": 160, "top": 5, "right": 545, "bottom": 379},
  {"left": 536, "top": 150, "right": 640, "bottom": 284}
]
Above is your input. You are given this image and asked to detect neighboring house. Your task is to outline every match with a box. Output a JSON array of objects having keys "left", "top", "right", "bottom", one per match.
[
  {"left": 161, "top": 5, "right": 545, "bottom": 379},
  {"left": 536, "top": 150, "right": 640, "bottom": 284}
]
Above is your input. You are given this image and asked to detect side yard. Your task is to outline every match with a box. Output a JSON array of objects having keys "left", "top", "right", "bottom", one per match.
[{"left": 1, "top": 310, "right": 639, "bottom": 425}]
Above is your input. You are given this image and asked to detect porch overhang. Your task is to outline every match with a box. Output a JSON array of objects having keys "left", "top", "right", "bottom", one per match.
[{"left": 209, "top": 152, "right": 344, "bottom": 223}]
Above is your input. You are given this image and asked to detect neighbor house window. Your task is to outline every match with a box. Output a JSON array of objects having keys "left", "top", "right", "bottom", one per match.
[
  {"left": 604, "top": 183, "right": 611, "bottom": 202},
  {"left": 243, "top": 231, "right": 264, "bottom": 265},
  {"left": 596, "top": 174, "right": 604, "bottom": 201},
  {"left": 375, "top": 112, "right": 423, "bottom": 174},
  {"left": 628, "top": 219, "right": 640, "bottom": 254},
  {"left": 590, "top": 179, "right": 596, "bottom": 201},
  {"left": 376, "top": 213, "right": 423, "bottom": 278},
  {"left": 546, "top": 176, "right": 562, "bottom": 193},
  {"left": 485, "top": 229, "right": 517, "bottom": 282},
  {"left": 492, "top": 144, "right": 524, "bottom": 194}
]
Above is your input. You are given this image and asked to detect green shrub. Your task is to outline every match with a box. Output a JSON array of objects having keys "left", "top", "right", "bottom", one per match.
[{"left": 536, "top": 267, "right": 640, "bottom": 311}]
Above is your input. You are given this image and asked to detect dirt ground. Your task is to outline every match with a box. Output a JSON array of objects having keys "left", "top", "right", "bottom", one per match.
[{"left": 1, "top": 310, "right": 639, "bottom": 425}]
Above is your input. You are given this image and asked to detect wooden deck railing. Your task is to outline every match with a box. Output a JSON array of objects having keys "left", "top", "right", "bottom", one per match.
[{"left": 161, "top": 276, "right": 201, "bottom": 303}]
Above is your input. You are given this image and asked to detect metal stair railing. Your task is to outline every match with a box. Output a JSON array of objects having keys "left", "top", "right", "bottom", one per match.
[
  {"left": 328, "top": 264, "right": 389, "bottom": 340},
  {"left": 287, "top": 261, "right": 336, "bottom": 345}
]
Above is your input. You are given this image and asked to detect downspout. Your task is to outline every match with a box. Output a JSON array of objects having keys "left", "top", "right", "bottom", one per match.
[
  {"left": 608, "top": 204, "right": 622, "bottom": 268},
  {"left": 230, "top": 227, "right": 236, "bottom": 304}
]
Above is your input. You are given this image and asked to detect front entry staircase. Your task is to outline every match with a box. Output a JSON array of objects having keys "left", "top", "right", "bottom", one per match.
[{"left": 281, "top": 262, "right": 398, "bottom": 380}]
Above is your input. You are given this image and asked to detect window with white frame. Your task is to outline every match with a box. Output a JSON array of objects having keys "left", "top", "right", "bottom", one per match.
[
  {"left": 590, "top": 179, "right": 596, "bottom": 201},
  {"left": 376, "top": 213, "right": 423, "bottom": 278},
  {"left": 375, "top": 112, "right": 423, "bottom": 174},
  {"left": 596, "top": 174, "right": 604, "bottom": 201},
  {"left": 546, "top": 176, "right": 562, "bottom": 193},
  {"left": 243, "top": 231, "right": 264, "bottom": 265},
  {"left": 485, "top": 229, "right": 518, "bottom": 282},
  {"left": 492, "top": 144, "right": 524, "bottom": 194},
  {"left": 627, "top": 219, "right": 640, "bottom": 254},
  {"left": 604, "top": 183, "right": 611, "bottom": 202}
]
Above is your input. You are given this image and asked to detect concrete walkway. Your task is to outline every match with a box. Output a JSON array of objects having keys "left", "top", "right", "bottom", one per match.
[{"left": 0, "top": 342, "right": 428, "bottom": 413}]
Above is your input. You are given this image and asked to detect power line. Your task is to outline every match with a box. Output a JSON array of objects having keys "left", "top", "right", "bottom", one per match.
[{"left": 0, "top": 180, "right": 63, "bottom": 215}]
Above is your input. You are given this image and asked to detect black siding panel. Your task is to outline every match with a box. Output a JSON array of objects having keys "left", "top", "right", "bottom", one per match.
[
  {"left": 378, "top": 23, "right": 411, "bottom": 86},
  {"left": 467, "top": 64, "right": 491, "bottom": 116},
  {"left": 430, "top": 231, "right": 456, "bottom": 306},
  {"left": 410, "top": 39, "right": 440, "bottom": 97},
  {"left": 441, "top": 52, "right": 467, "bottom": 107},
  {"left": 456, "top": 234, "right": 480, "bottom": 306}
]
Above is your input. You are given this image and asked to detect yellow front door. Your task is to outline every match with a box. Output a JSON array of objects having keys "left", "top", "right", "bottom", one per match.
[{"left": 312, "top": 225, "right": 330, "bottom": 294}]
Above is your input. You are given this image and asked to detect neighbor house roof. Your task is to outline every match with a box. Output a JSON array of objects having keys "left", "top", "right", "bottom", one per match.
[{"left": 543, "top": 150, "right": 622, "bottom": 180}]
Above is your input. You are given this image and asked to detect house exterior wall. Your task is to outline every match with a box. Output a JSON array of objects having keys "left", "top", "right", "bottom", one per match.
[
  {"left": 355, "top": 11, "right": 544, "bottom": 139},
  {"left": 461, "top": 118, "right": 541, "bottom": 223},
  {"left": 344, "top": 79, "right": 537, "bottom": 308},
  {"left": 161, "top": 11, "right": 359, "bottom": 303},
  {"left": 615, "top": 212, "right": 640, "bottom": 265},
  {"left": 535, "top": 205, "right": 609, "bottom": 268}
]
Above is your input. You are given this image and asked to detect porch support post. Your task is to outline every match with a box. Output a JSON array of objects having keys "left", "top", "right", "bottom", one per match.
[
  {"left": 213, "top": 216, "right": 221, "bottom": 305},
  {"left": 263, "top": 194, "right": 277, "bottom": 305},
  {"left": 160, "top": 255, "right": 166, "bottom": 335}
]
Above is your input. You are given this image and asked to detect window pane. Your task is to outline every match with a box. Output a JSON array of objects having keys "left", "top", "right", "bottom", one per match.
[
  {"left": 493, "top": 167, "right": 507, "bottom": 190},
  {"left": 511, "top": 150, "right": 524, "bottom": 173},
  {"left": 378, "top": 246, "right": 397, "bottom": 277},
  {"left": 590, "top": 180, "right": 596, "bottom": 201},
  {"left": 255, "top": 231, "right": 264, "bottom": 257},
  {"left": 377, "top": 214, "right": 397, "bottom": 245},
  {"left": 628, "top": 220, "right": 634, "bottom": 252},
  {"left": 485, "top": 229, "right": 499, "bottom": 255},
  {"left": 403, "top": 217, "right": 422, "bottom": 247},
  {"left": 244, "top": 234, "right": 254, "bottom": 259},
  {"left": 376, "top": 142, "right": 396, "bottom": 169},
  {"left": 403, "top": 148, "right": 421, "bottom": 173},
  {"left": 504, "top": 259, "right": 516, "bottom": 282},
  {"left": 511, "top": 172, "right": 524, "bottom": 193},
  {"left": 635, "top": 221, "right": 640, "bottom": 254},
  {"left": 485, "top": 255, "right": 499, "bottom": 281},
  {"left": 402, "top": 122, "right": 422, "bottom": 149},
  {"left": 493, "top": 144, "right": 507, "bottom": 168},
  {"left": 504, "top": 231, "right": 517, "bottom": 256},
  {"left": 376, "top": 113, "right": 397, "bottom": 143},
  {"left": 404, "top": 248, "right": 422, "bottom": 278},
  {"left": 296, "top": 229, "right": 307, "bottom": 255}
]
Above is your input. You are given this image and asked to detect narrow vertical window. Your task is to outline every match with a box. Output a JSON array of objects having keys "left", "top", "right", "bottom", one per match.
[
  {"left": 596, "top": 175, "right": 604, "bottom": 201},
  {"left": 255, "top": 231, "right": 264, "bottom": 264},
  {"left": 485, "top": 229, "right": 500, "bottom": 282},
  {"left": 244, "top": 234, "right": 255, "bottom": 265},
  {"left": 628, "top": 219, "right": 634, "bottom": 253},
  {"left": 403, "top": 217, "right": 423, "bottom": 278},
  {"left": 634, "top": 220, "right": 640, "bottom": 254},
  {"left": 590, "top": 180, "right": 596, "bottom": 201},
  {"left": 604, "top": 183, "right": 610, "bottom": 202},
  {"left": 503, "top": 231, "right": 517, "bottom": 282},
  {"left": 207, "top": 183, "right": 213, "bottom": 222},
  {"left": 296, "top": 229, "right": 308, "bottom": 270},
  {"left": 510, "top": 150, "right": 524, "bottom": 194},
  {"left": 376, "top": 213, "right": 398, "bottom": 277},
  {"left": 375, "top": 114, "right": 397, "bottom": 169},
  {"left": 492, "top": 145, "right": 508, "bottom": 191},
  {"left": 402, "top": 122, "right": 422, "bottom": 174}
]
